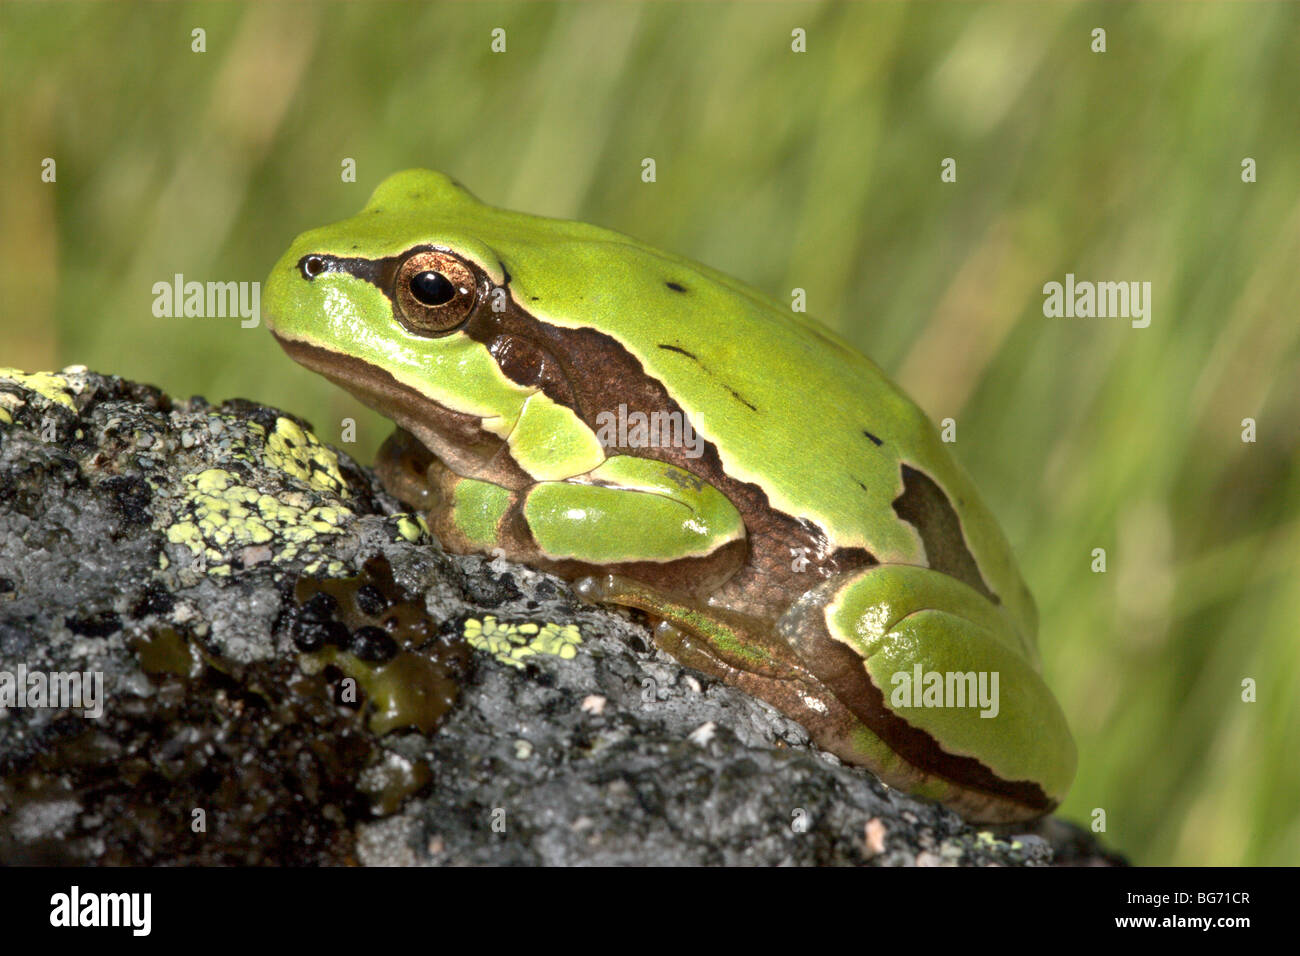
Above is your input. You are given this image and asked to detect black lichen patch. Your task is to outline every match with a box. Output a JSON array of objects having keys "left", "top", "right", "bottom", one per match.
[
  {"left": 283, "top": 556, "right": 472, "bottom": 736},
  {"left": 130, "top": 582, "right": 175, "bottom": 619},
  {"left": 350, "top": 626, "right": 399, "bottom": 663},
  {"left": 460, "top": 564, "right": 524, "bottom": 607},
  {"left": 64, "top": 610, "right": 122, "bottom": 639},
  {"left": 353, "top": 583, "right": 388, "bottom": 617},
  {"left": 0, "top": 556, "right": 474, "bottom": 865},
  {"left": 99, "top": 475, "right": 154, "bottom": 528},
  {"left": 288, "top": 592, "right": 350, "bottom": 653}
]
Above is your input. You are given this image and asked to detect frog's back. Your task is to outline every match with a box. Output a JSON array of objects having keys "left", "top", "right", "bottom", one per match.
[
  {"left": 371, "top": 171, "right": 1030, "bottom": 625},
  {"left": 538, "top": 238, "right": 1036, "bottom": 641},
  {"left": 507, "top": 228, "right": 957, "bottom": 567}
]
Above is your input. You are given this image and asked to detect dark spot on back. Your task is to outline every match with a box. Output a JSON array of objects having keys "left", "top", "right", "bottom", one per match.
[
  {"left": 863, "top": 429, "right": 883, "bottom": 447},
  {"left": 658, "top": 343, "right": 700, "bottom": 362},
  {"left": 666, "top": 281, "right": 687, "bottom": 293},
  {"left": 656, "top": 343, "right": 754, "bottom": 410},
  {"left": 728, "top": 388, "right": 758, "bottom": 412}
]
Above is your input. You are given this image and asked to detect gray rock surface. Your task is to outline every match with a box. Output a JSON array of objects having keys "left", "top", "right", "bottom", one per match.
[{"left": 0, "top": 368, "right": 1123, "bottom": 866}]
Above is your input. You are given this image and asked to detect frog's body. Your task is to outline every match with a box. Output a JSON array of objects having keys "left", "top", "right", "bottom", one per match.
[{"left": 265, "top": 170, "right": 1075, "bottom": 822}]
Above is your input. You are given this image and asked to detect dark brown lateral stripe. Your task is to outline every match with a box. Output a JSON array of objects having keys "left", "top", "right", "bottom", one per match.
[
  {"left": 299, "top": 252, "right": 400, "bottom": 292},
  {"left": 892, "top": 464, "right": 999, "bottom": 604}
]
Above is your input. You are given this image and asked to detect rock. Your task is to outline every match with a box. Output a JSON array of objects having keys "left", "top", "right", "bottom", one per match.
[{"left": 0, "top": 368, "right": 1123, "bottom": 866}]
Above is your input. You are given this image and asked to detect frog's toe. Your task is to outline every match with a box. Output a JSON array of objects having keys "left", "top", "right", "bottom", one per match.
[{"left": 573, "top": 573, "right": 621, "bottom": 604}]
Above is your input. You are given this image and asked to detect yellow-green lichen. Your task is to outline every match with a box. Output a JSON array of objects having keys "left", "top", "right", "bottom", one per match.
[
  {"left": 262, "top": 416, "right": 350, "bottom": 496},
  {"left": 975, "top": 831, "right": 1023, "bottom": 851},
  {"left": 0, "top": 366, "right": 82, "bottom": 424},
  {"left": 463, "top": 615, "right": 582, "bottom": 668},
  {"left": 164, "top": 467, "right": 350, "bottom": 576},
  {"left": 393, "top": 513, "right": 430, "bottom": 543}
]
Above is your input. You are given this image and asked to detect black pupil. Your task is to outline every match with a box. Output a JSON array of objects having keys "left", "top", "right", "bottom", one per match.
[{"left": 410, "top": 271, "right": 456, "bottom": 306}]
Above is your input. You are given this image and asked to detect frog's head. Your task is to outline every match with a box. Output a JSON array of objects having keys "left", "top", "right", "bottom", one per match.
[
  {"left": 266, "top": 169, "right": 502, "bottom": 369},
  {"left": 265, "top": 169, "right": 577, "bottom": 478}
]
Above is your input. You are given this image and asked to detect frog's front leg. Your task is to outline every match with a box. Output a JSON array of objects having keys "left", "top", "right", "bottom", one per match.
[
  {"left": 381, "top": 433, "right": 825, "bottom": 698},
  {"left": 777, "top": 564, "right": 1077, "bottom": 822},
  {"left": 379, "top": 432, "right": 749, "bottom": 600}
]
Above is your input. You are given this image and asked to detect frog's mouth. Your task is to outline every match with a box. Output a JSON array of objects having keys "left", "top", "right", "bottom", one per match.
[{"left": 271, "top": 333, "right": 530, "bottom": 489}]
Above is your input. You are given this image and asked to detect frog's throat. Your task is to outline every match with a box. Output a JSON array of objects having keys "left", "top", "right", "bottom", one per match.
[{"left": 272, "top": 333, "right": 529, "bottom": 488}]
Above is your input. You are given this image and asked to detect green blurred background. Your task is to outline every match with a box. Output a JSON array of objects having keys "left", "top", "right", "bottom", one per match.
[{"left": 2, "top": 1, "right": 1297, "bottom": 866}]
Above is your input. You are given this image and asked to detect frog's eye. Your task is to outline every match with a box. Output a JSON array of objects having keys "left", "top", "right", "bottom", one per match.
[
  {"left": 410, "top": 271, "right": 455, "bottom": 305},
  {"left": 394, "top": 250, "right": 478, "bottom": 336}
]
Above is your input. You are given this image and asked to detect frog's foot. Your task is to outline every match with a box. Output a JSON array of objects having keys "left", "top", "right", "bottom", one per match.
[
  {"left": 776, "top": 564, "right": 1077, "bottom": 823},
  {"left": 374, "top": 428, "right": 440, "bottom": 513}
]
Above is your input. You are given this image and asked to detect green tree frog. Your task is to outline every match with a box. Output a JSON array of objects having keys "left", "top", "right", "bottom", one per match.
[{"left": 265, "top": 170, "right": 1075, "bottom": 823}]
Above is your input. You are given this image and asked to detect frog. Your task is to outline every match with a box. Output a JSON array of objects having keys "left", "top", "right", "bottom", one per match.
[{"left": 264, "top": 169, "right": 1075, "bottom": 823}]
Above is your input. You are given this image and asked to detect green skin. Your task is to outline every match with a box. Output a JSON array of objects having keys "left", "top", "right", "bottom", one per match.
[{"left": 265, "top": 170, "right": 1075, "bottom": 823}]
